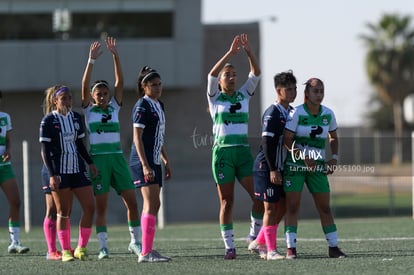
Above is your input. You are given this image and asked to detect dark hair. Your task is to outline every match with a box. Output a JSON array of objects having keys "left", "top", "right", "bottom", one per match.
[
  {"left": 273, "top": 70, "right": 297, "bottom": 88},
  {"left": 90, "top": 80, "right": 109, "bottom": 92},
  {"left": 221, "top": 63, "right": 234, "bottom": 71},
  {"left": 136, "top": 66, "right": 161, "bottom": 97},
  {"left": 304, "top": 77, "right": 324, "bottom": 90},
  {"left": 303, "top": 77, "right": 324, "bottom": 102}
]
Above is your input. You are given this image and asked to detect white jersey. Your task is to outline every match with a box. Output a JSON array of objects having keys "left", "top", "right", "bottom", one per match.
[
  {"left": 207, "top": 72, "right": 260, "bottom": 147},
  {"left": 83, "top": 98, "right": 123, "bottom": 155},
  {"left": 285, "top": 104, "right": 337, "bottom": 166}
]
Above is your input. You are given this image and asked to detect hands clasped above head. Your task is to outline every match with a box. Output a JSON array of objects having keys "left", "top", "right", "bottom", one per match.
[{"left": 229, "top": 33, "right": 253, "bottom": 55}]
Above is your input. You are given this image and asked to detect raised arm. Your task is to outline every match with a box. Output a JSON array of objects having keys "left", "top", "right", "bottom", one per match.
[
  {"left": 81, "top": 41, "right": 102, "bottom": 108},
  {"left": 208, "top": 35, "right": 241, "bottom": 77},
  {"left": 240, "top": 33, "right": 261, "bottom": 76},
  {"left": 106, "top": 37, "right": 124, "bottom": 105}
]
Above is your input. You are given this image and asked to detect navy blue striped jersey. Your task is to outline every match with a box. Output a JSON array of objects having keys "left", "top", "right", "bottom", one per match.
[
  {"left": 39, "top": 111, "right": 86, "bottom": 174},
  {"left": 254, "top": 103, "right": 294, "bottom": 172},
  {"left": 130, "top": 96, "right": 165, "bottom": 166}
]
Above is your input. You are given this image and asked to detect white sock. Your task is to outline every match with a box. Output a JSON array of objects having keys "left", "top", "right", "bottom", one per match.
[
  {"left": 97, "top": 232, "right": 107, "bottom": 249},
  {"left": 9, "top": 227, "right": 20, "bottom": 244},
  {"left": 129, "top": 226, "right": 141, "bottom": 244},
  {"left": 285, "top": 232, "right": 297, "bottom": 248},
  {"left": 249, "top": 216, "right": 263, "bottom": 237},
  {"left": 221, "top": 229, "right": 235, "bottom": 249},
  {"left": 325, "top": 231, "right": 338, "bottom": 247}
]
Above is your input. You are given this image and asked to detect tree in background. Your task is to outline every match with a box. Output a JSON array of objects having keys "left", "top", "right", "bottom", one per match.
[
  {"left": 365, "top": 92, "right": 394, "bottom": 130},
  {"left": 360, "top": 13, "right": 414, "bottom": 164}
]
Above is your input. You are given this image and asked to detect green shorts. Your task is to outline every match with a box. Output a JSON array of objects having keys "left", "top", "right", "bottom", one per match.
[
  {"left": 91, "top": 154, "right": 134, "bottom": 195},
  {"left": 0, "top": 164, "right": 15, "bottom": 184},
  {"left": 212, "top": 145, "right": 253, "bottom": 185},
  {"left": 283, "top": 164, "right": 330, "bottom": 193}
]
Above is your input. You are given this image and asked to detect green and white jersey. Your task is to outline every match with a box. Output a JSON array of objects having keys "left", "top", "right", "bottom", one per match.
[
  {"left": 0, "top": 112, "right": 11, "bottom": 166},
  {"left": 83, "top": 98, "right": 123, "bottom": 155},
  {"left": 285, "top": 104, "right": 337, "bottom": 166},
  {"left": 207, "top": 72, "right": 260, "bottom": 147}
]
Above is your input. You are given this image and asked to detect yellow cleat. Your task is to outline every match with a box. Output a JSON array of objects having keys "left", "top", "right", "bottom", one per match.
[
  {"left": 74, "top": 247, "right": 89, "bottom": 261},
  {"left": 61, "top": 250, "right": 74, "bottom": 262}
]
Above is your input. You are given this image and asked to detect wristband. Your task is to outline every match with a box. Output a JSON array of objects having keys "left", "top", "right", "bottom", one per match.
[
  {"left": 331, "top": 154, "right": 339, "bottom": 161},
  {"left": 88, "top": 58, "right": 95, "bottom": 65}
]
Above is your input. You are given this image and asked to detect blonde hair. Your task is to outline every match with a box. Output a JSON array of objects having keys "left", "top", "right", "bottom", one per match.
[{"left": 42, "top": 85, "right": 66, "bottom": 114}]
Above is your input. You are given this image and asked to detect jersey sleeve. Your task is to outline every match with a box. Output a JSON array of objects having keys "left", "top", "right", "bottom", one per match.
[
  {"left": 132, "top": 99, "right": 147, "bottom": 129},
  {"left": 5, "top": 113, "right": 12, "bottom": 132},
  {"left": 73, "top": 112, "right": 86, "bottom": 139},
  {"left": 328, "top": 109, "right": 338, "bottom": 132},
  {"left": 39, "top": 115, "right": 52, "bottom": 143},
  {"left": 262, "top": 106, "right": 284, "bottom": 137},
  {"left": 285, "top": 107, "right": 299, "bottom": 133},
  {"left": 207, "top": 75, "right": 220, "bottom": 99},
  {"left": 110, "top": 96, "right": 121, "bottom": 110},
  {"left": 239, "top": 72, "right": 261, "bottom": 97}
]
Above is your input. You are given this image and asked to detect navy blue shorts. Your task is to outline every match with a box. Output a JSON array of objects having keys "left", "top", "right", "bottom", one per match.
[
  {"left": 253, "top": 170, "right": 285, "bottom": 203},
  {"left": 57, "top": 171, "right": 91, "bottom": 190},
  {"left": 130, "top": 163, "right": 163, "bottom": 188}
]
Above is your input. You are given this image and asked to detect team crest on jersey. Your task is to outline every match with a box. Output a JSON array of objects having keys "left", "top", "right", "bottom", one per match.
[
  {"left": 0, "top": 120, "right": 6, "bottom": 127},
  {"left": 74, "top": 122, "right": 80, "bottom": 130},
  {"left": 96, "top": 183, "right": 102, "bottom": 190},
  {"left": 322, "top": 116, "right": 329, "bottom": 125}
]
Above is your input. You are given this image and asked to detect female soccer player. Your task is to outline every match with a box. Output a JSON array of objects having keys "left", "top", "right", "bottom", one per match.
[
  {"left": 40, "top": 85, "right": 97, "bottom": 262},
  {"left": 130, "top": 66, "right": 171, "bottom": 263},
  {"left": 81, "top": 37, "right": 141, "bottom": 260},
  {"left": 283, "top": 77, "right": 346, "bottom": 259},
  {"left": 0, "top": 91, "right": 30, "bottom": 255},
  {"left": 249, "top": 71, "right": 297, "bottom": 260},
  {"left": 207, "top": 34, "right": 263, "bottom": 259}
]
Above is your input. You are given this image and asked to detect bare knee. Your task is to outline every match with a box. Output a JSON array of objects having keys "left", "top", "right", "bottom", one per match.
[
  {"left": 220, "top": 196, "right": 234, "bottom": 211},
  {"left": 122, "top": 190, "right": 139, "bottom": 211}
]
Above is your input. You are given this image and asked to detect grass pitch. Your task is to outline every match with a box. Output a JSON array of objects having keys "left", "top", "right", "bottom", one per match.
[{"left": 1, "top": 217, "right": 414, "bottom": 274}]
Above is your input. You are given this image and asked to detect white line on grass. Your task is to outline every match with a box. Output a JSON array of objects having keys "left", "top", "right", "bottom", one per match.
[{"left": 3, "top": 237, "right": 414, "bottom": 243}]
